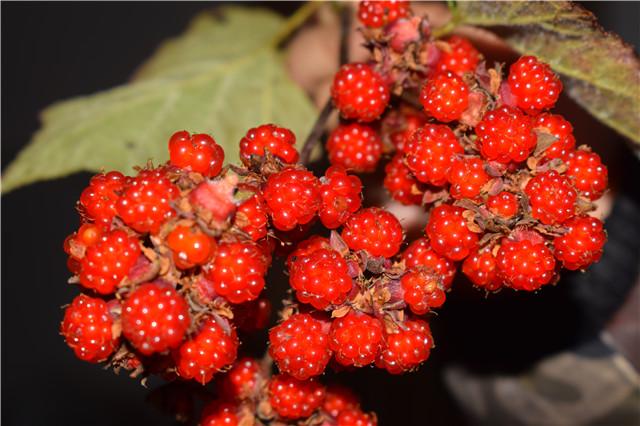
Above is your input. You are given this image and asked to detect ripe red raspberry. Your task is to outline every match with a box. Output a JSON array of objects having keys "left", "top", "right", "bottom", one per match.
[
  {"left": 487, "top": 191, "right": 519, "bottom": 219},
  {"left": 462, "top": 249, "right": 503, "bottom": 291},
  {"left": 426, "top": 205, "right": 479, "bottom": 261},
  {"left": 554, "top": 215, "right": 606, "bottom": 271},
  {"left": 239, "top": 124, "right": 299, "bottom": 166},
  {"left": 116, "top": 168, "right": 179, "bottom": 233},
  {"left": 263, "top": 168, "right": 321, "bottom": 231},
  {"left": 79, "top": 171, "right": 127, "bottom": 226},
  {"left": 525, "top": 170, "right": 577, "bottom": 225},
  {"left": 269, "top": 313, "right": 331, "bottom": 380},
  {"left": 64, "top": 223, "right": 104, "bottom": 270},
  {"left": 168, "top": 131, "right": 224, "bottom": 177},
  {"left": 447, "top": 157, "right": 489, "bottom": 199},
  {"left": 319, "top": 166, "right": 363, "bottom": 229},
  {"left": 435, "top": 35, "right": 481, "bottom": 76},
  {"left": 337, "top": 408, "right": 377, "bottom": 426},
  {"left": 269, "top": 374, "right": 326, "bottom": 420},
  {"left": 358, "top": 0, "right": 410, "bottom": 28},
  {"left": 420, "top": 71, "right": 469, "bottom": 122},
  {"left": 384, "top": 153, "right": 423, "bottom": 205},
  {"left": 565, "top": 149, "right": 608, "bottom": 201},
  {"left": 401, "top": 269, "right": 447, "bottom": 314},
  {"left": 341, "top": 207, "right": 404, "bottom": 258},
  {"left": 200, "top": 401, "right": 239, "bottom": 426},
  {"left": 331, "top": 63, "right": 390, "bottom": 122},
  {"left": 79, "top": 229, "right": 141, "bottom": 294},
  {"left": 508, "top": 56, "right": 562, "bottom": 114},
  {"left": 534, "top": 113, "right": 576, "bottom": 160},
  {"left": 286, "top": 235, "right": 331, "bottom": 269},
  {"left": 497, "top": 237, "right": 556, "bottom": 291},
  {"left": 121, "top": 282, "right": 190, "bottom": 355},
  {"left": 219, "top": 357, "right": 262, "bottom": 400},
  {"left": 235, "top": 193, "right": 268, "bottom": 241},
  {"left": 61, "top": 294, "right": 118, "bottom": 362},
  {"left": 166, "top": 225, "right": 216, "bottom": 269},
  {"left": 326, "top": 123, "right": 383, "bottom": 173},
  {"left": 323, "top": 385, "right": 359, "bottom": 418},
  {"left": 329, "top": 312, "right": 384, "bottom": 367},
  {"left": 404, "top": 124, "right": 463, "bottom": 185},
  {"left": 401, "top": 237, "right": 456, "bottom": 288},
  {"left": 175, "top": 317, "right": 239, "bottom": 384},
  {"left": 205, "top": 241, "right": 268, "bottom": 304},
  {"left": 289, "top": 248, "right": 352, "bottom": 310},
  {"left": 376, "top": 319, "right": 433, "bottom": 374},
  {"left": 476, "top": 106, "right": 536, "bottom": 164}
]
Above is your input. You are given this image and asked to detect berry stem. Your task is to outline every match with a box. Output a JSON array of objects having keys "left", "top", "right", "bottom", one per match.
[{"left": 300, "top": 4, "right": 351, "bottom": 165}]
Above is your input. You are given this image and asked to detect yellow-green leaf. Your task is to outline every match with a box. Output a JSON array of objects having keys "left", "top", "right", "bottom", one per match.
[
  {"left": 455, "top": 1, "right": 640, "bottom": 145},
  {"left": 2, "top": 7, "right": 316, "bottom": 192}
]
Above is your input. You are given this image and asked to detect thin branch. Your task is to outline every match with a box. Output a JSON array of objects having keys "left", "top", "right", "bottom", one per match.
[{"left": 300, "top": 5, "right": 351, "bottom": 165}]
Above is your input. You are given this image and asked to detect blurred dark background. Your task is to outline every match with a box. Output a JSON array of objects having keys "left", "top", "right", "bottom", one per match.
[{"left": 2, "top": 2, "right": 639, "bottom": 426}]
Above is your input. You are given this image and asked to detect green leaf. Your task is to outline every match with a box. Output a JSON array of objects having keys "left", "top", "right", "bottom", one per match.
[
  {"left": 454, "top": 1, "right": 640, "bottom": 145},
  {"left": 2, "top": 6, "right": 317, "bottom": 192}
]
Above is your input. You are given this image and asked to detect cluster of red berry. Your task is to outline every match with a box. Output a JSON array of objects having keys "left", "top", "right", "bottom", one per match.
[
  {"left": 328, "top": 0, "right": 608, "bottom": 293},
  {"left": 59, "top": 2, "right": 610, "bottom": 424},
  {"left": 197, "top": 357, "right": 375, "bottom": 425}
]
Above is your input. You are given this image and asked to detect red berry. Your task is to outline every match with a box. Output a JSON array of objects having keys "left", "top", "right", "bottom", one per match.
[
  {"left": 401, "top": 269, "right": 447, "bottom": 314},
  {"left": 168, "top": 131, "right": 224, "bottom": 177},
  {"left": 426, "top": 205, "right": 479, "bottom": 261},
  {"left": 79, "top": 229, "right": 141, "bottom": 294},
  {"left": 487, "top": 191, "right": 519, "bottom": 219},
  {"left": 232, "top": 298, "right": 272, "bottom": 332},
  {"left": 175, "top": 317, "right": 238, "bottom": 384},
  {"left": 219, "top": 357, "right": 262, "bottom": 400},
  {"left": 200, "top": 401, "right": 239, "bottom": 426},
  {"left": 341, "top": 207, "right": 404, "bottom": 258},
  {"left": 235, "top": 192, "right": 269, "bottom": 241},
  {"left": 476, "top": 106, "right": 536, "bottom": 164},
  {"left": 376, "top": 319, "right": 433, "bottom": 374},
  {"left": 554, "top": 215, "right": 606, "bottom": 270},
  {"left": 497, "top": 236, "right": 556, "bottom": 291},
  {"left": 384, "top": 153, "right": 424, "bottom": 205},
  {"left": 289, "top": 248, "right": 352, "bottom": 310},
  {"left": 534, "top": 113, "right": 576, "bottom": 160},
  {"left": 508, "top": 56, "right": 562, "bottom": 114},
  {"left": 79, "top": 171, "right": 127, "bottom": 225},
  {"left": 116, "top": 168, "right": 179, "bottom": 233},
  {"left": 358, "top": 0, "right": 410, "bottom": 28},
  {"left": 525, "top": 170, "right": 577, "bottom": 225},
  {"left": 269, "top": 313, "right": 332, "bottom": 380},
  {"left": 447, "top": 157, "right": 489, "bottom": 199},
  {"left": 239, "top": 124, "right": 298, "bottom": 166},
  {"left": 404, "top": 124, "right": 463, "bottom": 185},
  {"left": 286, "top": 235, "right": 331, "bottom": 270},
  {"left": 331, "top": 63, "right": 390, "bottom": 122},
  {"left": 319, "top": 166, "right": 363, "bottom": 229},
  {"left": 121, "top": 282, "right": 190, "bottom": 355},
  {"left": 420, "top": 71, "right": 469, "bottom": 122},
  {"left": 263, "top": 168, "right": 321, "bottom": 231},
  {"left": 167, "top": 225, "right": 216, "bottom": 269},
  {"left": 61, "top": 294, "right": 118, "bottom": 362},
  {"left": 435, "top": 35, "right": 481, "bottom": 76},
  {"left": 462, "top": 249, "right": 503, "bottom": 291},
  {"left": 337, "top": 408, "right": 378, "bottom": 426},
  {"left": 323, "top": 385, "right": 359, "bottom": 418},
  {"left": 565, "top": 149, "right": 608, "bottom": 201},
  {"left": 64, "top": 223, "right": 104, "bottom": 262},
  {"left": 206, "top": 241, "right": 268, "bottom": 304},
  {"left": 384, "top": 107, "right": 426, "bottom": 153},
  {"left": 401, "top": 237, "right": 456, "bottom": 288},
  {"left": 269, "top": 374, "right": 326, "bottom": 420},
  {"left": 326, "top": 123, "right": 383, "bottom": 173},
  {"left": 329, "top": 312, "right": 384, "bottom": 367}
]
